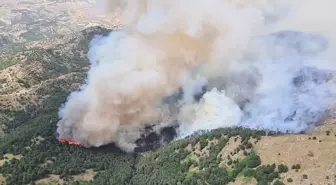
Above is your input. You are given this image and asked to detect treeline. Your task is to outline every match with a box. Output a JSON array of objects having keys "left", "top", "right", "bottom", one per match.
[
  {"left": 1, "top": 117, "right": 285, "bottom": 185},
  {"left": 0, "top": 112, "right": 135, "bottom": 185},
  {"left": 1, "top": 119, "right": 290, "bottom": 185},
  {"left": 129, "top": 128, "right": 290, "bottom": 185}
]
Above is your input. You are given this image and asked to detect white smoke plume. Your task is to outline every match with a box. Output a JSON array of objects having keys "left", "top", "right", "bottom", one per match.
[{"left": 57, "top": 0, "right": 336, "bottom": 152}]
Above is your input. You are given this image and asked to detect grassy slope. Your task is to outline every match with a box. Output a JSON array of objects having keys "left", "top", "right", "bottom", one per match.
[{"left": 0, "top": 27, "right": 335, "bottom": 185}]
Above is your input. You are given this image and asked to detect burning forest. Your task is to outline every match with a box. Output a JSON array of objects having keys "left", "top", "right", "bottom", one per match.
[
  {"left": 56, "top": 132, "right": 81, "bottom": 146},
  {"left": 56, "top": 0, "right": 336, "bottom": 152}
]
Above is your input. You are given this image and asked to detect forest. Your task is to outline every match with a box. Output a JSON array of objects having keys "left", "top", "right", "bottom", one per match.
[{"left": 0, "top": 113, "right": 293, "bottom": 185}]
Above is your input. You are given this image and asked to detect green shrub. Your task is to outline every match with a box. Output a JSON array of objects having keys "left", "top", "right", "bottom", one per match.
[
  {"left": 287, "top": 178, "right": 293, "bottom": 183},
  {"left": 246, "top": 142, "right": 253, "bottom": 149},
  {"left": 267, "top": 172, "right": 279, "bottom": 181},
  {"left": 247, "top": 155, "right": 261, "bottom": 168},
  {"left": 199, "top": 139, "right": 208, "bottom": 150},
  {"left": 242, "top": 168, "right": 255, "bottom": 177},
  {"left": 273, "top": 180, "right": 285, "bottom": 185},
  {"left": 291, "top": 164, "right": 301, "bottom": 170},
  {"left": 72, "top": 180, "right": 92, "bottom": 185},
  {"left": 257, "top": 179, "right": 268, "bottom": 185},
  {"left": 277, "top": 164, "right": 289, "bottom": 173},
  {"left": 252, "top": 164, "right": 278, "bottom": 183}
]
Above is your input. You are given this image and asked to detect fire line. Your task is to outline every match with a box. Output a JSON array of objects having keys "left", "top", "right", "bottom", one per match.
[{"left": 57, "top": 136, "right": 81, "bottom": 146}]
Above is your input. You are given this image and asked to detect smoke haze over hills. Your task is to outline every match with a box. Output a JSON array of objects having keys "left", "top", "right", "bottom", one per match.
[{"left": 56, "top": 0, "right": 336, "bottom": 152}]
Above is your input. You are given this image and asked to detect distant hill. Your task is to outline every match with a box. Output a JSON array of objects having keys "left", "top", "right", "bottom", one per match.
[
  {"left": 0, "top": 27, "right": 335, "bottom": 185},
  {"left": 0, "top": 0, "right": 119, "bottom": 53}
]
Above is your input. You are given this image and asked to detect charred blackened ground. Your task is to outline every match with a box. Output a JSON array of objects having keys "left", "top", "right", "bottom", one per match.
[
  {"left": 134, "top": 86, "right": 208, "bottom": 153},
  {"left": 134, "top": 125, "right": 178, "bottom": 153}
]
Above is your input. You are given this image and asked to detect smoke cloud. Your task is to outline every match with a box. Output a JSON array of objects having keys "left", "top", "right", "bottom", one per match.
[{"left": 57, "top": 0, "right": 336, "bottom": 152}]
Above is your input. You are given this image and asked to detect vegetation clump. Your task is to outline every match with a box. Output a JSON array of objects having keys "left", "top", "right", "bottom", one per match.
[
  {"left": 291, "top": 164, "right": 301, "bottom": 170},
  {"left": 0, "top": 116, "right": 268, "bottom": 185},
  {"left": 273, "top": 180, "right": 285, "bottom": 185},
  {"left": 278, "top": 164, "right": 289, "bottom": 173}
]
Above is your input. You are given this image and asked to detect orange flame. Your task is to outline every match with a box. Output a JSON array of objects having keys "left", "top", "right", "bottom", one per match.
[{"left": 57, "top": 138, "right": 81, "bottom": 146}]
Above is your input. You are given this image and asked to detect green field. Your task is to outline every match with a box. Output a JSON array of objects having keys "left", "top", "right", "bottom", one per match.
[{"left": 0, "top": 59, "right": 18, "bottom": 70}]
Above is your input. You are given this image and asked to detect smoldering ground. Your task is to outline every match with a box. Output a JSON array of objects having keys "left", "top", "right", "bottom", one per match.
[{"left": 57, "top": 0, "right": 336, "bottom": 152}]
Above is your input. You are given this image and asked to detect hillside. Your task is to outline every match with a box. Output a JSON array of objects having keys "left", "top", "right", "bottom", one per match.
[
  {"left": 0, "top": 27, "right": 336, "bottom": 185},
  {"left": 0, "top": 0, "right": 120, "bottom": 53}
]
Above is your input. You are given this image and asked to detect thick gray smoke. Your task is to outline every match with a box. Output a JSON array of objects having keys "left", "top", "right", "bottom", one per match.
[{"left": 57, "top": 0, "right": 336, "bottom": 152}]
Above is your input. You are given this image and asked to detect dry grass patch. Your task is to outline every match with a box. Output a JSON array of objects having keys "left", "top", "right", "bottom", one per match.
[
  {"left": 0, "top": 175, "right": 5, "bottom": 185},
  {"left": 186, "top": 138, "right": 219, "bottom": 160},
  {"left": 35, "top": 175, "right": 63, "bottom": 185},
  {"left": 0, "top": 154, "right": 23, "bottom": 166},
  {"left": 35, "top": 169, "right": 96, "bottom": 185},
  {"left": 229, "top": 176, "right": 257, "bottom": 185},
  {"left": 72, "top": 169, "right": 96, "bottom": 182},
  {"left": 254, "top": 122, "right": 336, "bottom": 185},
  {"left": 218, "top": 136, "right": 246, "bottom": 168}
]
